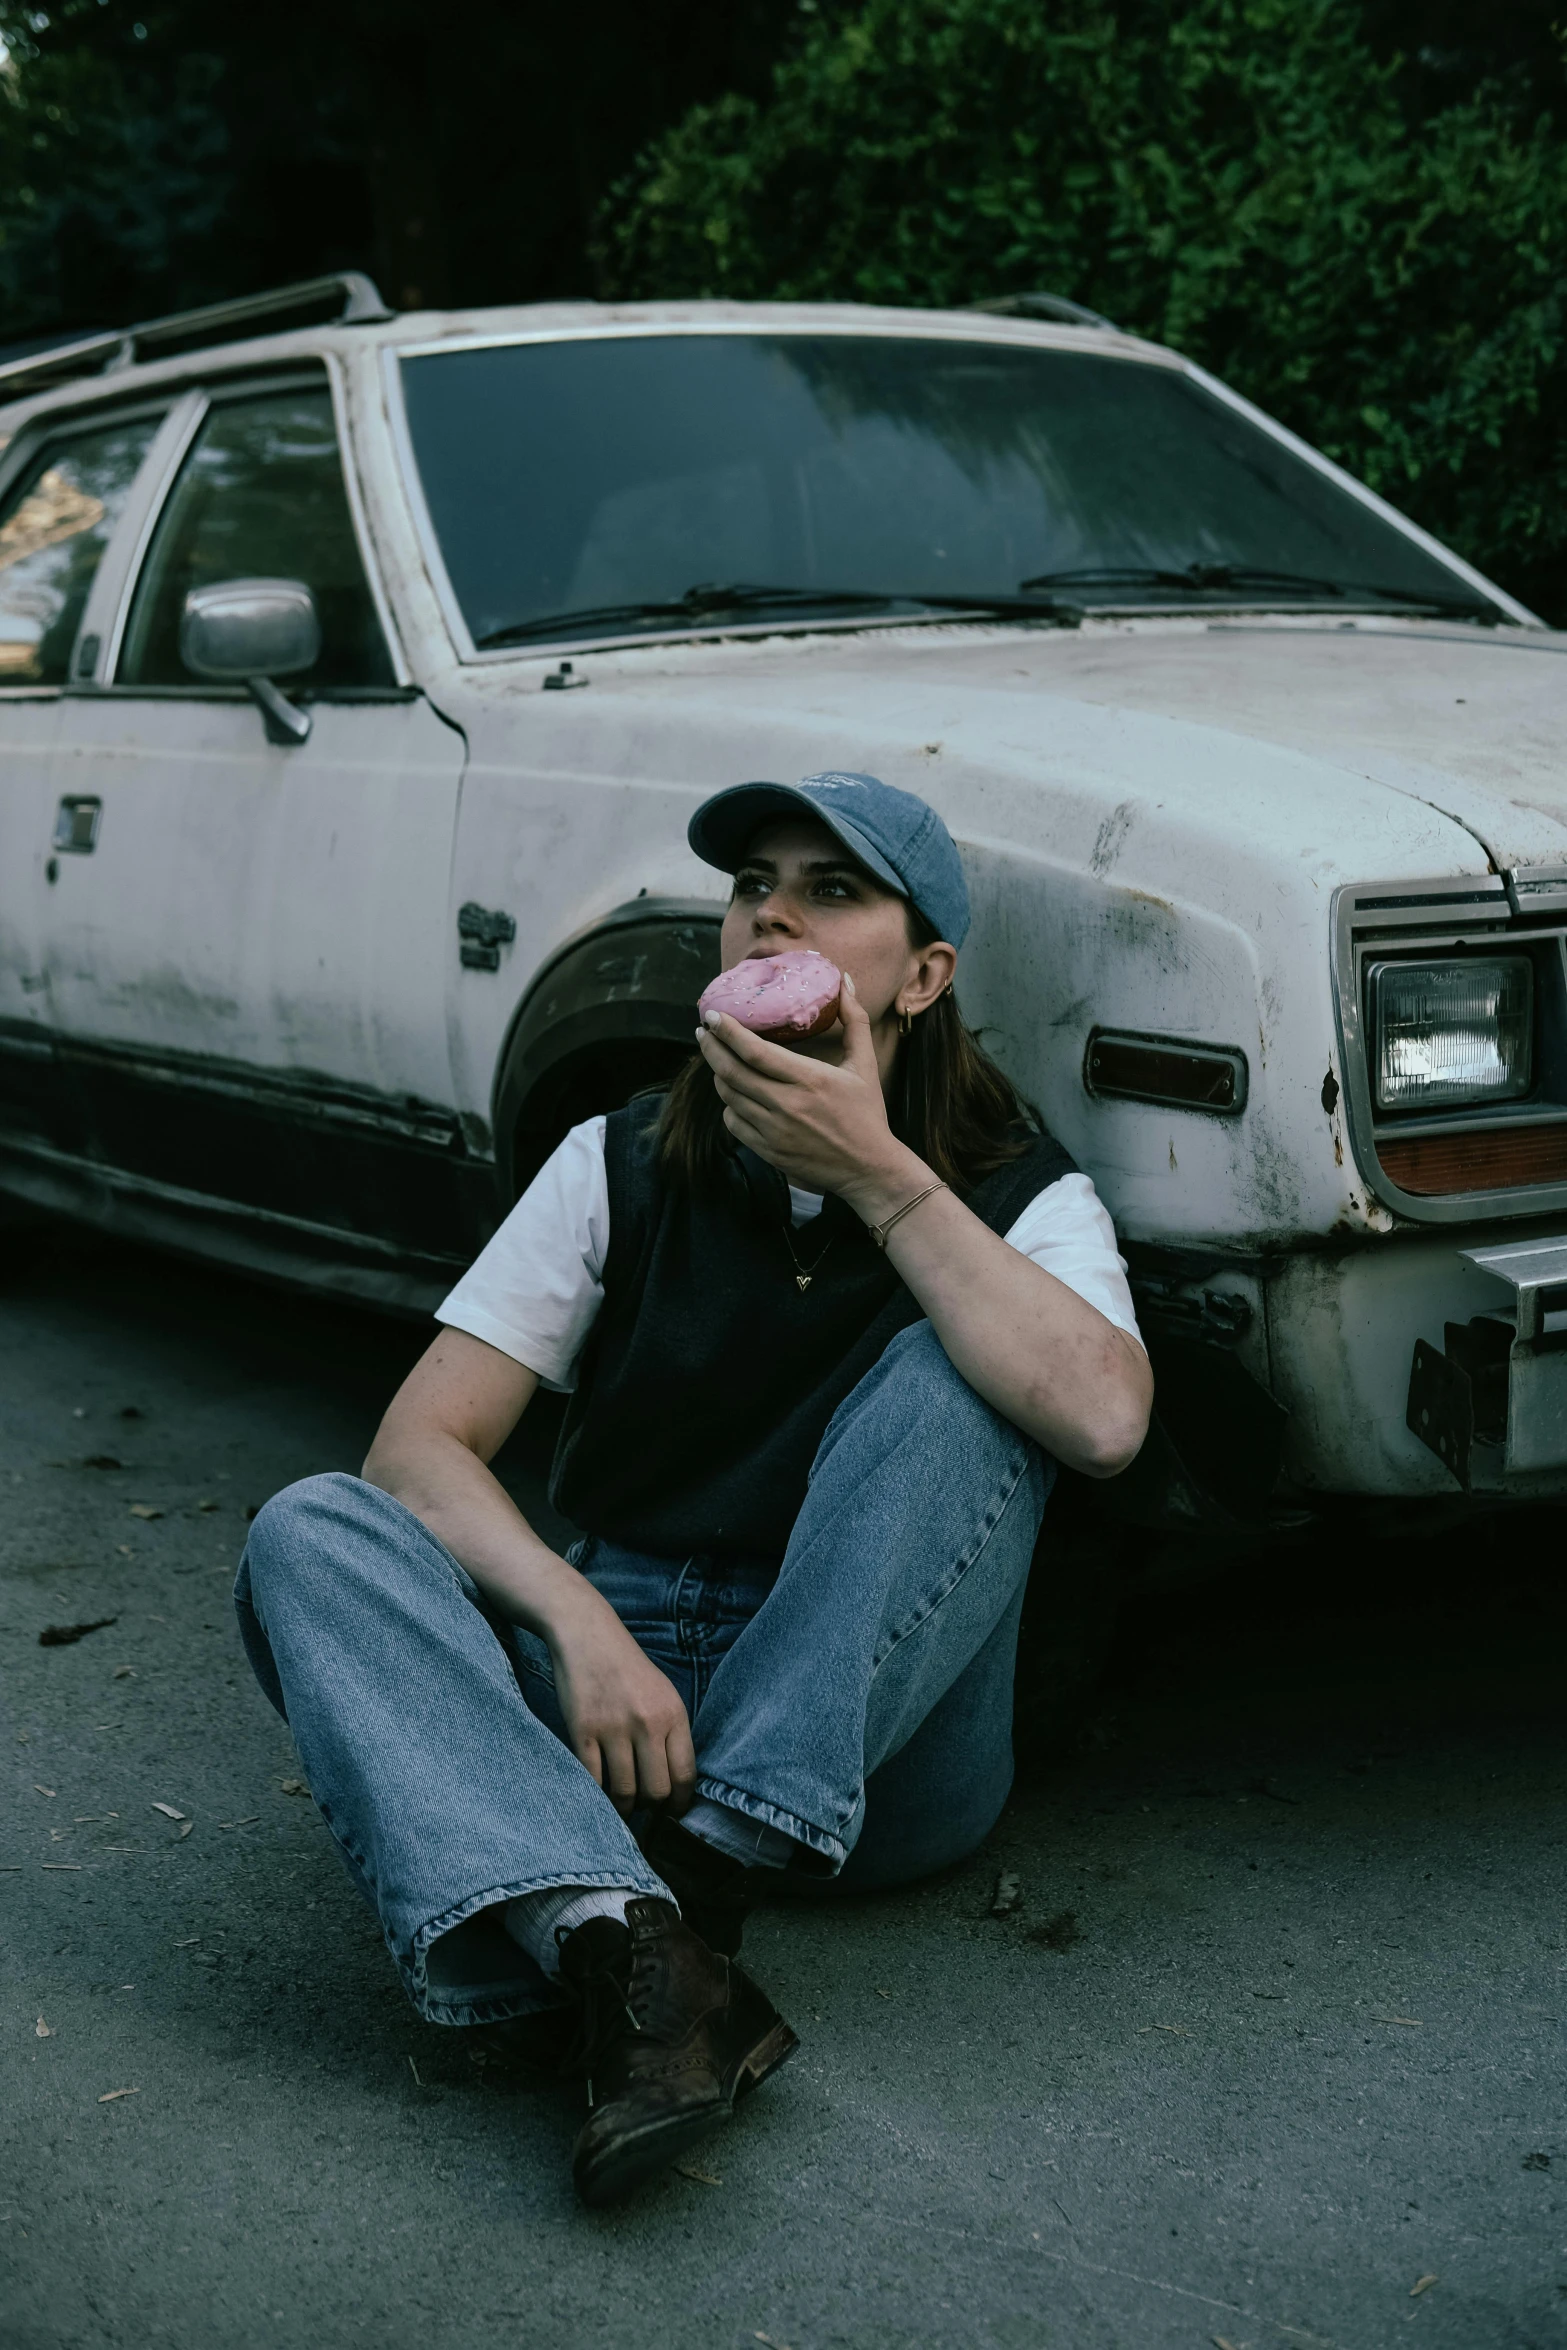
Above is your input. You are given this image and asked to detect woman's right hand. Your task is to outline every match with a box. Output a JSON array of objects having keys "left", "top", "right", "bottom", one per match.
[
  {"left": 544, "top": 1578, "right": 697, "bottom": 1817},
  {"left": 360, "top": 1326, "right": 695, "bottom": 1813}
]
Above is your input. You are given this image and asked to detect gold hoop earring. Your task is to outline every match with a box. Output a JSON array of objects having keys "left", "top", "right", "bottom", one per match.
[{"left": 897, "top": 1004, "right": 913, "bottom": 1037}]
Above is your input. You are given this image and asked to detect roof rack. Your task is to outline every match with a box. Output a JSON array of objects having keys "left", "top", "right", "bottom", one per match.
[
  {"left": 0, "top": 272, "right": 394, "bottom": 399},
  {"left": 970, "top": 291, "right": 1120, "bottom": 332}
]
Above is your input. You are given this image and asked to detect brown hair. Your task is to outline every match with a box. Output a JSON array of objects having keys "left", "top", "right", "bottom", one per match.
[{"left": 657, "top": 909, "right": 1039, "bottom": 1195}]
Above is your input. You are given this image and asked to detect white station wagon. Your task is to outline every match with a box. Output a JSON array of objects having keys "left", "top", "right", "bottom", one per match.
[{"left": 1, "top": 271, "right": 1564, "bottom": 1552}]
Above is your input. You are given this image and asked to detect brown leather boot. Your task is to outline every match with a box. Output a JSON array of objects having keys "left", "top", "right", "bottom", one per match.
[{"left": 558, "top": 1897, "right": 798, "bottom": 2207}]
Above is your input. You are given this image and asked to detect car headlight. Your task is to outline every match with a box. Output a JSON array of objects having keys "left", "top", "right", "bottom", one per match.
[{"left": 1368, "top": 956, "right": 1533, "bottom": 1111}]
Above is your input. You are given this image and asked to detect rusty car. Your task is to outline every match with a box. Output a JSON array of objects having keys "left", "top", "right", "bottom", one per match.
[{"left": 0, "top": 272, "right": 1562, "bottom": 1568}]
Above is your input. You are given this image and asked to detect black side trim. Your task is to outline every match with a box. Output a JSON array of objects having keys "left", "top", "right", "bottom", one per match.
[
  {"left": 63, "top": 683, "right": 424, "bottom": 704},
  {"left": 48, "top": 1032, "right": 471, "bottom": 1150},
  {"left": 0, "top": 1134, "right": 462, "bottom": 1317},
  {"left": 0, "top": 1021, "right": 499, "bottom": 1270}
]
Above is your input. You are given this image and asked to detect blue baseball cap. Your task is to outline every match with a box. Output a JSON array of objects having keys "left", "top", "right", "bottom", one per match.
[{"left": 688, "top": 770, "right": 970, "bottom": 947}]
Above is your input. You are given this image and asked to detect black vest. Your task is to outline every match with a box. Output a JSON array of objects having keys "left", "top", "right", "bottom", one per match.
[{"left": 549, "top": 1104, "right": 1078, "bottom": 1561}]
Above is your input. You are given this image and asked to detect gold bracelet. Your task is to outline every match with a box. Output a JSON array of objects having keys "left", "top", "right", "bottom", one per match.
[{"left": 868, "top": 1180, "right": 948, "bottom": 1250}]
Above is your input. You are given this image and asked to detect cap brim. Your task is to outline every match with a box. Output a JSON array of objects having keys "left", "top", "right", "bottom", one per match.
[{"left": 688, "top": 782, "right": 907, "bottom": 898}]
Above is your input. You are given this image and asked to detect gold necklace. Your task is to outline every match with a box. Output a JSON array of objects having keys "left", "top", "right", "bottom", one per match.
[{"left": 780, "top": 1215, "right": 838, "bottom": 1292}]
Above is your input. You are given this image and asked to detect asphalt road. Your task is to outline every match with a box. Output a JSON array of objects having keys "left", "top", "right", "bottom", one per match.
[{"left": 2, "top": 1221, "right": 1565, "bottom": 2350}]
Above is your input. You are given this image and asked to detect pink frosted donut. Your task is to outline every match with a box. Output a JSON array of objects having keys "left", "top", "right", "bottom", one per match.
[{"left": 699, "top": 949, "right": 843, "bottom": 1039}]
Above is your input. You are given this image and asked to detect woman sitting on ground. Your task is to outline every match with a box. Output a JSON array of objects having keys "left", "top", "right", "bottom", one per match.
[{"left": 237, "top": 769, "right": 1153, "bottom": 2206}]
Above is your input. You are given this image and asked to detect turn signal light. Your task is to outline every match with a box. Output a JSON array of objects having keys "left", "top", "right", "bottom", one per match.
[{"left": 1377, "top": 1124, "right": 1567, "bottom": 1195}]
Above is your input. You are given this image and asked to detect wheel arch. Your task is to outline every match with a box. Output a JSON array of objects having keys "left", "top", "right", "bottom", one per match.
[{"left": 492, "top": 898, "right": 723, "bottom": 1201}]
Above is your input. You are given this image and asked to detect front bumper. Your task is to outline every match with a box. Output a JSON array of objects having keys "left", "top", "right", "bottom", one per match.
[
  {"left": 1407, "top": 1236, "right": 1567, "bottom": 1491},
  {"left": 1265, "top": 1232, "right": 1567, "bottom": 1498}
]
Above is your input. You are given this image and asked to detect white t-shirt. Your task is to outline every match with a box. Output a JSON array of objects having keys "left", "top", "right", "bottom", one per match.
[{"left": 437, "top": 1117, "right": 1143, "bottom": 1392}]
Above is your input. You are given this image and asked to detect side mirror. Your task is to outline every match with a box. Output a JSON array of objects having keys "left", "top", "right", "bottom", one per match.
[{"left": 179, "top": 578, "right": 321, "bottom": 746}]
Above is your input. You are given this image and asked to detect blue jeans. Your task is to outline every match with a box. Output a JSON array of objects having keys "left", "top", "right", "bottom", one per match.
[{"left": 235, "top": 1321, "right": 1053, "bottom": 2025}]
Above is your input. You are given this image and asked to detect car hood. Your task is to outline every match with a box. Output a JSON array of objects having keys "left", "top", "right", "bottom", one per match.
[
  {"left": 988, "top": 613, "right": 1567, "bottom": 875},
  {"left": 451, "top": 610, "right": 1567, "bottom": 882}
]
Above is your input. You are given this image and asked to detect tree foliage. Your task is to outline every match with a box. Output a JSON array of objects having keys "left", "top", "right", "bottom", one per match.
[
  {"left": 602, "top": 0, "right": 1567, "bottom": 618},
  {"left": 1, "top": 0, "right": 1564, "bottom": 615},
  {"left": 0, "top": 0, "right": 798, "bottom": 337}
]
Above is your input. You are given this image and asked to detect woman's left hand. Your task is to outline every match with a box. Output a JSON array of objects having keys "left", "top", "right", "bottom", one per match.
[
  {"left": 700, "top": 971, "right": 1154, "bottom": 1477},
  {"left": 697, "top": 975, "right": 918, "bottom": 1207}
]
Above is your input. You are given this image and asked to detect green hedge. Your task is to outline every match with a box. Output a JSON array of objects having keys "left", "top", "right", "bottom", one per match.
[{"left": 601, "top": 0, "right": 1567, "bottom": 620}]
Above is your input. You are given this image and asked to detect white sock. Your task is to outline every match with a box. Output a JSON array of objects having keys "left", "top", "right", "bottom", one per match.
[
  {"left": 503, "top": 1885, "right": 650, "bottom": 1979},
  {"left": 682, "top": 1797, "right": 796, "bottom": 1870}
]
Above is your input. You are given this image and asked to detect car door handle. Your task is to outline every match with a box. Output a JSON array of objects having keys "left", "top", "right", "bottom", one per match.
[{"left": 53, "top": 796, "right": 102, "bottom": 853}]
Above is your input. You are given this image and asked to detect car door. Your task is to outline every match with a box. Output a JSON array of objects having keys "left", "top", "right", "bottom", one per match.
[
  {"left": 39, "top": 370, "right": 478, "bottom": 1290},
  {"left": 0, "top": 402, "right": 168, "bottom": 1176}
]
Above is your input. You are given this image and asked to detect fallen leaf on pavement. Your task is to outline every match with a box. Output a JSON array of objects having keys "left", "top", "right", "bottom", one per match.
[
  {"left": 128, "top": 1504, "right": 163, "bottom": 1520},
  {"left": 112, "top": 1665, "right": 136, "bottom": 1679},
  {"left": 97, "top": 2087, "right": 139, "bottom": 2103},
  {"left": 173, "top": 1938, "right": 199, "bottom": 1947},
  {"left": 39, "top": 1619, "right": 116, "bottom": 1647},
  {"left": 1411, "top": 2274, "right": 1437, "bottom": 2296},
  {"left": 990, "top": 1870, "right": 1022, "bottom": 1915},
  {"left": 753, "top": 2334, "right": 791, "bottom": 2350},
  {"left": 150, "top": 1802, "right": 185, "bottom": 1820},
  {"left": 35, "top": 2017, "right": 52, "bottom": 2038},
  {"left": 41, "top": 1863, "right": 81, "bottom": 1871},
  {"left": 1373, "top": 2014, "right": 1423, "bottom": 2027},
  {"left": 279, "top": 1778, "right": 310, "bottom": 1797},
  {"left": 179, "top": 1821, "right": 194, "bottom": 1838},
  {"left": 33, "top": 1784, "right": 55, "bottom": 1797},
  {"left": 1137, "top": 2023, "right": 1191, "bottom": 2036},
  {"left": 676, "top": 2161, "right": 723, "bottom": 2185},
  {"left": 196, "top": 1499, "right": 221, "bottom": 1512}
]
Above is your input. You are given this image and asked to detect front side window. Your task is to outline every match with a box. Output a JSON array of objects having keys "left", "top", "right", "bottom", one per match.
[
  {"left": 119, "top": 385, "right": 393, "bottom": 688},
  {"left": 399, "top": 333, "right": 1498, "bottom": 649},
  {"left": 0, "top": 414, "right": 160, "bottom": 683}
]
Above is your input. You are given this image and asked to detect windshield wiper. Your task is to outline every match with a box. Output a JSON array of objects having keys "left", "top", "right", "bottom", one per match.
[
  {"left": 476, "top": 579, "right": 1081, "bottom": 648},
  {"left": 1015, "top": 561, "right": 1497, "bottom": 619}
]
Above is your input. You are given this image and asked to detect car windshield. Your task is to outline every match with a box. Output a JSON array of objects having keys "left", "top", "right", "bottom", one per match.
[{"left": 398, "top": 332, "right": 1499, "bottom": 649}]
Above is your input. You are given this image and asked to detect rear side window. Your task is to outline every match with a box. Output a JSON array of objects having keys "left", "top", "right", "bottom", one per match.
[
  {"left": 0, "top": 414, "right": 160, "bottom": 684},
  {"left": 118, "top": 386, "right": 393, "bottom": 688}
]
